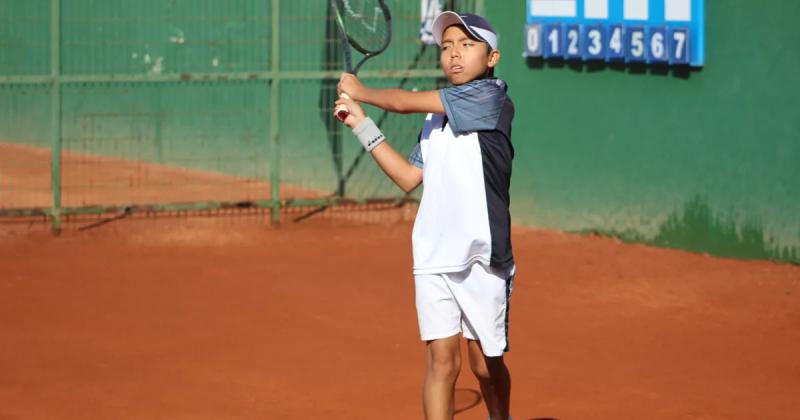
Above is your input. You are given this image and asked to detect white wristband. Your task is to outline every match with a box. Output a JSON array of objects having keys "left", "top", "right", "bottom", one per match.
[{"left": 352, "top": 117, "right": 386, "bottom": 152}]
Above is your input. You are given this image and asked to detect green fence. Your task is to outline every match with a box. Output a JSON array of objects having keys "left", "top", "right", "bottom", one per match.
[
  {"left": 3, "top": 1, "right": 797, "bottom": 264},
  {"left": 0, "top": 0, "right": 480, "bottom": 231}
]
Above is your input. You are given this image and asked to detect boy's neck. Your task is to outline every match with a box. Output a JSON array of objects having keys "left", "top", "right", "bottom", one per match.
[{"left": 452, "top": 75, "right": 496, "bottom": 86}]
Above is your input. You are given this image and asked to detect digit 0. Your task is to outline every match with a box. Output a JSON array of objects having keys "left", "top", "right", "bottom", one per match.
[{"left": 526, "top": 24, "right": 543, "bottom": 57}]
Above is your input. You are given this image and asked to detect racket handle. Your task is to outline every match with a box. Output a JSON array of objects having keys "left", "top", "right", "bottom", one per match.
[{"left": 335, "top": 93, "right": 351, "bottom": 121}]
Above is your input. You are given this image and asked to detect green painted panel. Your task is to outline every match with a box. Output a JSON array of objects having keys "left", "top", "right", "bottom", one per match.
[
  {"left": 16, "top": 0, "right": 793, "bottom": 265},
  {"left": 60, "top": 0, "right": 272, "bottom": 75},
  {"left": 1, "top": 0, "right": 478, "bottom": 209},
  {"left": 0, "top": 84, "right": 51, "bottom": 146},
  {"left": 486, "top": 0, "right": 800, "bottom": 263},
  {"left": 60, "top": 80, "right": 271, "bottom": 177},
  {"left": 0, "top": 0, "right": 51, "bottom": 75}
]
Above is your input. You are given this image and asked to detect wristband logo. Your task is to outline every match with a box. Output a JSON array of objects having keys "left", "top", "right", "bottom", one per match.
[{"left": 368, "top": 134, "right": 385, "bottom": 148}]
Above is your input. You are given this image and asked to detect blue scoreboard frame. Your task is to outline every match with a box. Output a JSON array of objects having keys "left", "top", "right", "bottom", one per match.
[{"left": 524, "top": 0, "right": 704, "bottom": 66}]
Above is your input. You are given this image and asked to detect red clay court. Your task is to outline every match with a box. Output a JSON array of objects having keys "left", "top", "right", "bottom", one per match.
[
  {"left": 1, "top": 213, "right": 798, "bottom": 420},
  {"left": 1, "top": 143, "right": 799, "bottom": 420}
]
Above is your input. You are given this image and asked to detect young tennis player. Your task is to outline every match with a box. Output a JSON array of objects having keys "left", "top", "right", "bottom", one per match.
[{"left": 333, "top": 11, "right": 514, "bottom": 420}]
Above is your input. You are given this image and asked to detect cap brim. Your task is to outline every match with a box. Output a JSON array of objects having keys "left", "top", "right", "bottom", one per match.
[{"left": 432, "top": 11, "right": 477, "bottom": 47}]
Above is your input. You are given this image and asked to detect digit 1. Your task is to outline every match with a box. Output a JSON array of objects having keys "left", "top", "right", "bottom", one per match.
[{"left": 544, "top": 24, "right": 562, "bottom": 58}]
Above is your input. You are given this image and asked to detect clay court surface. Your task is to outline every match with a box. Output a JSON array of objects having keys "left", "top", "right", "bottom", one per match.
[{"left": 1, "top": 143, "right": 800, "bottom": 420}]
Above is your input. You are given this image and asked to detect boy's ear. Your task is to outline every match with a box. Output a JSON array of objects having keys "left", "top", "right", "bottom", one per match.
[{"left": 488, "top": 49, "right": 501, "bottom": 69}]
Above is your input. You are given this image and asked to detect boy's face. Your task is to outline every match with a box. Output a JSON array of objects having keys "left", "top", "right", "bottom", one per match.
[{"left": 440, "top": 25, "right": 500, "bottom": 85}]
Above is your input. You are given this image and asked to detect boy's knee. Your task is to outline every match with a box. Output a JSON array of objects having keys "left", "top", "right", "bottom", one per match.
[
  {"left": 469, "top": 357, "right": 490, "bottom": 381},
  {"left": 429, "top": 349, "right": 461, "bottom": 379},
  {"left": 470, "top": 355, "right": 505, "bottom": 383}
]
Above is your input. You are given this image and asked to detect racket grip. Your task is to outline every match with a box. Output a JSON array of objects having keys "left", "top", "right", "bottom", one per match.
[{"left": 335, "top": 93, "right": 351, "bottom": 121}]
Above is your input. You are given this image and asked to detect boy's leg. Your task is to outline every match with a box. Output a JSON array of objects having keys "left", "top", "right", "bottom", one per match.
[
  {"left": 424, "top": 334, "right": 461, "bottom": 420},
  {"left": 467, "top": 339, "right": 511, "bottom": 420}
]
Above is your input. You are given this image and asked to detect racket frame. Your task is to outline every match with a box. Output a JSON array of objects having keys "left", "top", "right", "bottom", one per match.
[{"left": 331, "top": 0, "right": 392, "bottom": 120}]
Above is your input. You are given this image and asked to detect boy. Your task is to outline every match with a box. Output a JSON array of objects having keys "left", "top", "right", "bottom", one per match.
[{"left": 333, "top": 11, "right": 514, "bottom": 420}]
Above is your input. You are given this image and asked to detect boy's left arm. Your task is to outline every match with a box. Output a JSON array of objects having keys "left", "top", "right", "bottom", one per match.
[{"left": 338, "top": 73, "right": 445, "bottom": 115}]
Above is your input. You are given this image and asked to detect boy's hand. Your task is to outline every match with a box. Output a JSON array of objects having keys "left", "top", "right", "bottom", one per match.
[
  {"left": 338, "top": 73, "right": 366, "bottom": 101},
  {"left": 333, "top": 95, "right": 366, "bottom": 129}
]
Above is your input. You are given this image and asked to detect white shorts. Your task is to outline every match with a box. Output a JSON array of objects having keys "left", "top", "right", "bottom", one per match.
[{"left": 414, "top": 263, "right": 514, "bottom": 357}]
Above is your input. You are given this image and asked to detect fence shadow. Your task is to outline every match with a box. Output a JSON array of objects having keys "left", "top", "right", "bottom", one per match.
[
  {"left": 454, "top": 388, "right": 482, "bottom": 414},
  {"left": 452, "top": 388, "right": 561, "bottom": 420}
]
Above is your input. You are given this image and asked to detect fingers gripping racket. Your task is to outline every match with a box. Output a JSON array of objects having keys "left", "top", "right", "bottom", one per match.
[{"left": 331, "top": 0, "right": 392, "bottom": 120}]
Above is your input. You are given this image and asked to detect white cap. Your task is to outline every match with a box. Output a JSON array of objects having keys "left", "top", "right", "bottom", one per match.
[{"left": 431, "top": 11, "right": 499, "bottom": 51}]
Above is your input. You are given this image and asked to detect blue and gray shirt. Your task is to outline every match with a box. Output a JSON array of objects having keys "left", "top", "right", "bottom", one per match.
[{"left": 409, "top": 78, "right": 515, "bottom": 275}]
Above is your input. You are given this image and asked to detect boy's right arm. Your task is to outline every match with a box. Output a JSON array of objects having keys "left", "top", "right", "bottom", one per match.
[
  {"left": 339, "top": 73, "right": 445, "bottom": 115},
  {"left": 369, "top": 142, "right": 422, "bottom": 193}
]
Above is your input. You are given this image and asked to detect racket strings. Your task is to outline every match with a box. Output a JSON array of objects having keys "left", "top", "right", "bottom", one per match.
[{"left": 335, "top": 0, "right": 390, "bottom": 54}]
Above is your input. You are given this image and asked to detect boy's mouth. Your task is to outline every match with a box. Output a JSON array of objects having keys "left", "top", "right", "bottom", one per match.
[{"left": 449, "top": 65, "right": 464, "bottom": 73}]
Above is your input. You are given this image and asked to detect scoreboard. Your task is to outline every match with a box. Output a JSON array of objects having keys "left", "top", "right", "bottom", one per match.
[{"left": 524, "top": 0, "right": 704, "bottom": 66}]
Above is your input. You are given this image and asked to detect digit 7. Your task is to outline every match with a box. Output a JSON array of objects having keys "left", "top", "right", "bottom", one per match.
[{"left": 669, "top": 27, "right": 690, "bottom": 65}]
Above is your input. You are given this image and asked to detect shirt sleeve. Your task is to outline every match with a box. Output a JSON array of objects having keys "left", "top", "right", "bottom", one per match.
[
  {"left": 439, "top": 78, "right": 508, "bottom": 135},
  {"left": 407, "top": 142, "right": 424, "bottom": 168}
]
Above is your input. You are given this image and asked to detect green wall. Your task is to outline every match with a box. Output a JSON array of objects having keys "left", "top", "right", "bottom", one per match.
[
  {"left": 487, "top": 1, "right": 799, "bottom": 263},
  {"left": 1, "top": 1, "right": 796, "bottom": 263},
  {"left": 0, "top": 1, "right": 465, "bottom": 202}
]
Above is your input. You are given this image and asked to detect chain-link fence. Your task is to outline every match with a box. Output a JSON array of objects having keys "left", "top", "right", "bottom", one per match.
[{"left": 0, "top": 0, "right": 480, "bottom": 230}]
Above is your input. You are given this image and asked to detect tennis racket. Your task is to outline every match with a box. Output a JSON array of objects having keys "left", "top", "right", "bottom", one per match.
[{"left": 331, "top": 0, "right": 392, "bottom": 121}]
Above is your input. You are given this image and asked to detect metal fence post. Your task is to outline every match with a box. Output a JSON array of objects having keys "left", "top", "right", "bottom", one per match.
[
  {"left": 50, "top": 0, "right": 62, "bottom": 234},
  {"left": 270, "top": 0, "right": 281, "bottom": 225}
]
